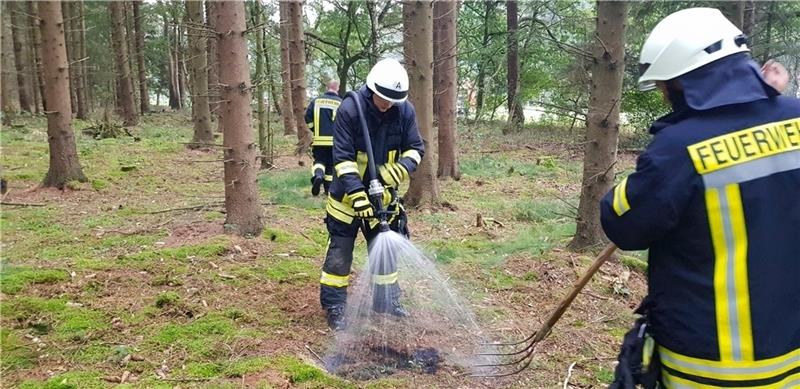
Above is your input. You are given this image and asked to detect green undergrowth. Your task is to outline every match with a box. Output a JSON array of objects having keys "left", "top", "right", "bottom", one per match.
[
  {"left": 1, "top": 264, "right": 69, "bottom": 294},
  {"left": 1, "top": 297, "right": 109, "bottom": 342},
  {"left": 259, "top": 170, "right": 325, "bottom": 210}
]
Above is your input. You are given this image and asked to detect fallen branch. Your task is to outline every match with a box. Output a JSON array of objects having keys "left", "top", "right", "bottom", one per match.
[
  {"left": 305, "top": 344, "right": 325, "bottom": 365},
  {"left": 563, "top": 361, "right": 578, "bottom": 389},
  {"left": 1, "top": 201, "right": 46, "bottom": 207},
  {"left": 148, "top": 203, "right": 223, "bottom": 214}
]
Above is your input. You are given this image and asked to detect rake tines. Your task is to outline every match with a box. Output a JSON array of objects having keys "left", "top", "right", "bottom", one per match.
[{"left": 471, "top": 244, "right": 618, "bottom": 378}]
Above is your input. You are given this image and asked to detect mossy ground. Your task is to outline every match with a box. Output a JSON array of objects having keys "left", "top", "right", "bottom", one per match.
[{"left": 1, "top": 112, "right": 645, "bottom": 388}]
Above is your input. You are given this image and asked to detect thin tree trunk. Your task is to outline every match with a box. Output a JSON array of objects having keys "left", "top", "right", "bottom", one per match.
[
  {"left": 505, "top": 0, "right": 524, "bottom": 131},
  {"left": 403, "top": 0, "right": 440, "bottom": 207},
  {"left": 569, "top": 1, "right": 628, "bottom": 251},
  {"left": 251, "top": 3, "right": 267, "bottom": 168},
  {"left": 125, "top": 1, "right": 139, "bottom": 114},
  {"left": 165, "top": 13, "right": 179, "bottom": 110},
  {"left": 186, "top": 0, "right": 213, "bottom": 147},
  {"left": 178, "top": 21, "right": 188, "bottom": 111},
  {"left": 109, "top": 1, "right": 137, "bottom": 126},
  {"left": 133, "top": 0, "right": 149, "bottom": 114},
  {"left": 11, "top": 2, "right": 33, "bottom": 113},
  {"left": 38, "top": 0, "right": 87, "bottom": 187},
  {"left": 287, "top": 1, "right": 311, "bottom": 152},
  {"left": 434, "top": 0, "right": 460, "bottom": 180},
  {"left": 29, "top": 1, "right": 47, "bottom": 112},
  {"left": 760, "top": 2, "right": 775, "bottom": 64},
  {"left": 73, "top": 0, "right": 88, "bottom": 119},
  {"left": 366, "top": 0, "right": 379, "bottom": 67},
  {"left": 215, "top": 0, "right": 264, "bottom": 237},
  {"left": 2, "top": 2, "right": 20, "bottom": 122},
  {"left": 278, "top": 1, "right": 295, "bottom": 136},
  {"left": 25, "top": 2, "right": 41, "bottom": 115},
  {"left": 266, "top": 44, "right": 281, "bottom": 116},
  {"left": 62, "top": 1, "right": 78, "bottom": 116},
  {"left": 742, "top": 0, "right": 755, "bottom": 38},
  {"left": 206, "top": 0, "right": 219, "bottom": 128},
  {"left": 474, "top": 0, "right": 492, "bottom": 122}
]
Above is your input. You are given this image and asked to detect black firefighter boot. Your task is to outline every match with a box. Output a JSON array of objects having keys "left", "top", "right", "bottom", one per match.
[
  {"left": 372, "top": 283, "right": 409, "bottom": 317},
  {"left": 326, "top": 305, "right": 346, "bottom": 331},
  {"left": 311, "top": 171, "right": 324, "bottom": 196}
]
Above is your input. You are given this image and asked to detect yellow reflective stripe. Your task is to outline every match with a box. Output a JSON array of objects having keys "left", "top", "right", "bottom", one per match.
[
  {"left": 401, "top": 149, "right": 421, "bottom": 164},
  {"left": 312, "top": 137, "right": 333, "bottom": 146},
  {"left": 324, "top": 175, "right": 333, "bottom": 182},
  {"left": 356, "top": 152, "right": 368, "bottom": 177},
  {"left": 335, "top": 161, "right": 358, "bottom": 176},
  {"left": 659, "top": 345, "right": 800, "bottom": 383},
  {"left": 307, "top": 122, "right": 314, "bottom": 129},
  {"left": 706, "top": 183, "right": 752, "bottom": 362},
  {"left": 372, "top": 272, "right": 398, "bottom": 285},
  {"left": 314, "top": 103, "right": 321, "bottom": 137},
  {"left": 612, "top": 177, "right": 631, "bottom": 216},
  {"left": 320, "top": 271, "right": 349, "bottom": 287},
  {"left": 388, "top": 150, "right": 397, "bottom": 163},
  {"left": 312, "top": 163, "right": 325, "bottom": 174},
  {"left": 326, "top": 197, "right": 354, "bottom": 224}
]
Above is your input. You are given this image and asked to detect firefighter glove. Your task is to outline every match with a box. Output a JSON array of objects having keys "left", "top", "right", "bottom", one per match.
[
  {"left": 379, "top": 162, "right": 409, "bottom": 188},
  {"left": 349, "top": 190, "right": 374, "bottom": 218}
]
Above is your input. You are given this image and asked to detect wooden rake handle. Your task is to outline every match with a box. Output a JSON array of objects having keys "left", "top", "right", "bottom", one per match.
[{"left": 531, "top": 243, "right": 618, "bottom": 344}]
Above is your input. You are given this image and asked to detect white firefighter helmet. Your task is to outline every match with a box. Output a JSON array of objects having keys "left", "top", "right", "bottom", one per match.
[
  {"left": 638, "top": 8, "right": 749, "bottom": 91},
  {"left": 366, "top": 58, "right": 409, "bottom": 104}
]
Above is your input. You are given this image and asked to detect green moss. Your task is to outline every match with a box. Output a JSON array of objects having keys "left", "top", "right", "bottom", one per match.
[
  {"left": 594, "top": 366, "right": 615, "bottom": 384},
  {"left": 155, "top": 291, "right": 181, "bottom": 308},
  {"left": 223, "top": 356, "right": 271, "bottom": 377},
  {"left": 2, "top": 297, "right": 108, "bottom": 341},
  {"left": 151, "top": 314, "right": 237, "bottom": 358},
  {"left": 124, "top": 239, "right": 228, "bottom": 262},
  {"left": 0, "top": 328, "right": 36, "bottom": 371},
  {"left": 185, "top": 362, "right": 224, "bottom": 378},
  {"left": 620, "top": 254, "right": 648, "bottom": 273},
  {"left": 18, "top": 370, "right": 105, "bottom": 389},
  {"left": 0, "top": 265, "right": 68, "bottom": 294},
  {"left": 263, "top": 259, "right": 316, "bottom": 283}
]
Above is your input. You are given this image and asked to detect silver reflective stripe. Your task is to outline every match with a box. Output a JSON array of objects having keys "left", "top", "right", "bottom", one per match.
[
  {"left": 716, "top": 188, "right": 744, "bottom": 361},
  {"left": 703, "top": 149, "right": 800, "bottom": 188},
  {"left": 660, "top": 351, "right": 800, "bottom": 377}
]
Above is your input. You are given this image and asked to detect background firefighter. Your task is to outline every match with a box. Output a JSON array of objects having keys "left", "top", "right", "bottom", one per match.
[{"left": 305, "top": 80, "right": 342, "bottom": 196}]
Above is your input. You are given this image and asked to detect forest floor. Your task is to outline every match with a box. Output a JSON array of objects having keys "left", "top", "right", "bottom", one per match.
[{"left": 1, "top": 112, "right": 649, "bottom": 389}]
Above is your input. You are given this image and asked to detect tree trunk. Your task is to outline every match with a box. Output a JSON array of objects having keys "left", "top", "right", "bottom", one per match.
[
  {"left": 760, "top": 2, "right": 775, "bottom": 64},
  {"left": 251, "top": 4, "right": 267, "bottom": 168},
  {"left": 62, "top": 1, "right": 78, "bottom": 116},
  {"left": 11, "top": 2, "right": 33, "bottom": 113},
  {"left": 366, "top": 0, "right": 380, "bottom": 67},
  {"left": 128, "top": 1, "right": 140, "bottom": 114},
  {"left": 133, "top": 0, "right": 149, "bottom": 114},
  {"left": 722, "top": 1, "right": 745, "bottom": 30},
  {"left": 569, "top": 1, "right": 628, "bottom": 251},
  {"left": 474, "top": 0, "right": 492, "bottom": 122},
  {"left": 505, "top": 0, "right": 524, "bottom": 131},
  {"left": 206, "top": 1, "right": 219, "bottom": 127},
  {"left": 73, "top": 0, "right": 88, "bottom": 119},
  {"left": 186, "top": 0, "right": 213, "bottom": 147},
  {"left": 25, "top": 2, "right": 41, "bottom": 115},
  {"left": 265, "top": 38, "right": 281, "bottom": 116},
  {"left": 165, "top": 13, "right": 179, "bottom": 110},
  {"left": 278, "top": 1, "right": 295, "bottom": 136},
  {"left": 178, "top": 22, "right": 188, "bottom": 111},
  {"left": 742, "top": 0, "right": 755, "bottom": 38},
  {"left": 287, "top": 1, "right": 311, "bottom": 152},
  {"left": 38, "top": 1, "right": 87, "bottom": 187},
  {"left": 29, "top": 2, "right": 47, "bottom": 113},
  {"left": 1, "top": 2, "right": 20, "bottom": 121},
  {"left": 109, "top": 2, "right": 137, "bottom": 126},
  {"left": 403, "top": 0, "right": 440, "bottom": 208},
  {"left": 434, "top": 0, "right": 460, "bottom": 180},
  {"left": 215, "top": 0, "right": 264, "bottom": 237}
]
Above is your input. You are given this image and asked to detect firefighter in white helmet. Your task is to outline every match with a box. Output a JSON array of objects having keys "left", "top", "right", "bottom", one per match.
[
  {"left": 604, "top": 8, "right": 800, "bottom": 388},
  {"left": 318, "top": 58, "right": 424, "bottom": 330}
]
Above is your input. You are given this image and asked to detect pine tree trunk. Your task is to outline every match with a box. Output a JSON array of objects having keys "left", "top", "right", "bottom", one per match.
[
  {"left": 11, "top": 2, "right": 33, "bottom": 113},
  {"left": 287, "top": 1, "right": 310, "bottom": 152},
  {"left": 252, "top": 4, "right": 267, "bottom": 168},
  {"left": 569, "top": 1, "right": 628, "bottom": 251},
  {"left": 178, "top": 23, "right": 188, "bottom": 111},
  {"left": 186, "top": 0, "right": 213, "bottom": 147},
  {"left": 403, "top": 0, "right": 439, "bottom": 208},
  {"left": 77, "top": 0, "right": 90, "bottom": 114},
  {"left": 278, "top": 1, "right": 295, "bottom": 136},
  {"left": 62, "top": 1, "right": 78, "bottom": 116},
  {"left": 25, "top": 2, "right": 41, "bottom": 115},
  {"left": 165, "top": 13, "right": 179, "bottom": 110},
  {"left": 125, "top": 1, "right": 139, "bottom": 114},
  {"left": 29, "top": 2, "right": 47, "bottom": 112},
  {"left": 73, "top": 0, "right": 88, "bottom": 119},
  {"left": 1, "top": 2, "right": 20, "bottom": 121},
  {"left": 742, "top": 0, "right": 755, "bottom": 38},
  {"left": 109, "top": 1, "right": 137, "bottom": 126},
  {"left": 434, "top": 0, "right": 460, "bottom": 180},
  {"left": 474, "top": 0, "right": 492, "bottom": 122},
  {"left": 505, "top": 0, "right": 524, "bottom": 131},
  {"left": 215, "top": 0, "right": 264, "bottom": 237},
  {"left": 38, "top": 1, "right": 87, "bottom": 187},
  {"left": 205, "top": 1, "right": 219, "bottom": 128},
  {"left": 133, "top": 0, "right": 149, "bottom": 114}
]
